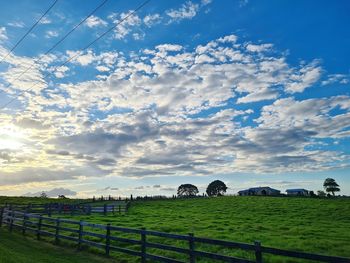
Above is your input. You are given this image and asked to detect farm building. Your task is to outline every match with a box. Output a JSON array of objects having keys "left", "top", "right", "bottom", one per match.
[
  {"left": 286, "top": 189, "right": 309, "bottom": 196},
  {"left": 238, "top": 187, "right": 281, "bottom": 196}
]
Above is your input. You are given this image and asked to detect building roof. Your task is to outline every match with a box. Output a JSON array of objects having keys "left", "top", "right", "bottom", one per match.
[
  {"left": 286, "top": 189, "right": 309, "bottom": 192},
  {"left": 238, "top": 186, "right": 280, "bottom": 193}
]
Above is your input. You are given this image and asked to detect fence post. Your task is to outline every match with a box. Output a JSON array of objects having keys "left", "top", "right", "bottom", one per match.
[
  {"left": 189, "top": 233, "right": 195, "bottom": 263},
  {"left": 9, "top": 210, "right": 14, "bottom": 232},
  {"left": 37, "top": 215, "right": 42, "bottom": 240},
  {"left": 141, "top": 227, "right": 146, "bottom": 263},
  {"left": 106, "top": 223, "right": 111, "bottom": 256},
  {"left": 55, "top": 218, "right": 60, "bottom": 243},
  {"left": 104, "top": 204, "right": 107, "bottom": 216},
  {"left": 0, "top": 207, "right": 4, "bottom": 227},
  {"left": 22, "top": 213, "right": 27, "bottom": 235},
  {"left": 78, "top": 220, "right": 83, "bottom": 250},
  {"left": 119, "top": 205, "right": 121, "bottom": 214},
  {"left": 255, "top": 241, "right": 262, "bottom": 263},
  {"left": 48, "top": 204, "right": 52, "bottom": 217}
]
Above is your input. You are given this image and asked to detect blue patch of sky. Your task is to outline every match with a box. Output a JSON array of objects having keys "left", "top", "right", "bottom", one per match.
[{"left": 88, "top": 105, "right": 133, "bottom": 121}]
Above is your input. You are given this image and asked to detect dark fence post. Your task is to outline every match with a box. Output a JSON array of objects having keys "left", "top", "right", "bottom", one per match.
[
  {"left": 37, "top": 215, "right": 42, "bottom": 240},
  {"left": 106, "top": 223, "right": 111, "bottom": 256},
  {"left": 22, "top": 213, "right": 27, "bottom": 235},
  {"left": 104, "top": 204, "right": 107, "bottom": 216},
  {"left": 48, "top": 204, "right": 52, "bottom": 217},
  {"left": 141, "top": 227, "right": 146, "bottom": 263},
  {"left": 189, "top": 233, "right": 195, "bottom": 263},
  {"left": 255, "top": 241, "right": 262, "bottom": 263},
  {"left": 44, "top": 204, "right": 48, "bottom": 215},
  {"left": 119, "top": 205, "right": 121, "bottom": 214},
  {"left": 78, "top": 220, "right": 83, "bottom": 249},
  {"left": 55, "top": 218, "right": 60, "bottom": 243},
  {"left": 9, "top": 210, "right": 14, "bottom": 232},
  {"left": 0, "top": 207, "right": 4, "bottom": 227}
]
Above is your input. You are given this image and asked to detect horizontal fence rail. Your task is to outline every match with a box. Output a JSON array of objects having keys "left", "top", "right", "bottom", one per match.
[
  {"left": 3, "top": 202, "right": 130, "bottom": 216},
  {"left": 0, "top": 207, "right": 349, "bottom": 263}
]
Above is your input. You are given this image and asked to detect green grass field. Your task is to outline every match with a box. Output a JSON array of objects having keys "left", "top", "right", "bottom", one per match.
[
  {"left": 1, "top": 196, "right": 350, "bottom": 262},
  {"left": 0, "top": 229, "right": 116, "bottom": 263},
  {"left": 0, "top": 196, "right": 87, "bottom": 206}
]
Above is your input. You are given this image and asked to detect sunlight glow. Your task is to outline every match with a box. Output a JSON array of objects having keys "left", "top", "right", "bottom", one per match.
[{"left": 0, "top": 126, "right": 25, "bottom": 150}]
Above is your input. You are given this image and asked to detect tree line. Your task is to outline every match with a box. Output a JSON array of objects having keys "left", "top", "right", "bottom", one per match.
[{"left": 177, "top": 180, "right": 227, "bottom": 197}]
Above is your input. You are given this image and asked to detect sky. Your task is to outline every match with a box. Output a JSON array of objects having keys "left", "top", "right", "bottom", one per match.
[{"left": 0, "top": 0, "right": 350, "bottom": 198}]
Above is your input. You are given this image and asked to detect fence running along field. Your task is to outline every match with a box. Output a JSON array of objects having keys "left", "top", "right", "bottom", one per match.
[
  {"left": 3, "top": 201, "right": 130, "bottom": 216},
  {"left": 0, "top": 208, "right": 349, "bottom": 263}
]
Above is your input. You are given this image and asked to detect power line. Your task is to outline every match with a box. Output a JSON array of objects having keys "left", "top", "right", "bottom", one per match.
[
  {"left": 0, "top": 0, "right": 151, "bottom": 111},
  {"left": 0, "top": 0, "right": 109, "bottom": 96},
  {"left": 0, "top": 0, "right": 59, "bottom": 64}
]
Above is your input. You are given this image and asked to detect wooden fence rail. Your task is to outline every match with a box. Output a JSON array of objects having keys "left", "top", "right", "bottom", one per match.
[
  {"left": 3, "top": 202, "right": 130, "bottom": 216},
  {"left": 0, "top": 207, "right": 349, "bottom": 263}
]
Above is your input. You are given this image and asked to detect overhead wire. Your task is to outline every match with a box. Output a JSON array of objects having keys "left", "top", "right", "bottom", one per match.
[
  {"left": 0, "top": 0, "right": 151, "bottom": 111},
  {"left": 0, "top": 0, "right": 59, "bottom": 63},
  {"left": 0, "top": 0, "right": 109, "bottom": 96}
]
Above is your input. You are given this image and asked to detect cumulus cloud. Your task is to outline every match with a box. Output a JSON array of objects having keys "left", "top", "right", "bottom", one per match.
[
  {"left": 0, "top": 27, "right": 8, "bottom": 41},
  {"left": 112, "top": 12, "right": 141, "bottom": 39},
  {"left": 285, "top": 60, "right": 322, "bottom": 93},
  {"left": 85, "top": 15, "right": 108, "bottom": 28},
  {"left": 45, "top": 30, "right": 59, "bottom": 38},
  {"left": 321, "top": 74, "right": 349, "bottom": 86},
  {"left": 143, "top": 14, "right": 162, "bottom": 27},
  {"left": 166, "top": 1, "right": 200, "bottom": 22},
  {"left": 0, "top": 33, "right": 349, "bottom": 190},
  {"left": 246, "top": 43, "right": 273, "bottom": 52}
]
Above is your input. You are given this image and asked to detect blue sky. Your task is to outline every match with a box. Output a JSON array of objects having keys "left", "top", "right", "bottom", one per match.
[{"left": 0, "top": 0, "right": 349, "bottom": 197}]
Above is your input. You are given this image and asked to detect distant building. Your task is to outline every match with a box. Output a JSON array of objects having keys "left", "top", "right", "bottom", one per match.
[
  {"left": 286, "top": 189, "right": 309, "bottom": 196},
  {"left": 238, "top": 187, "right": 281, "bottom": 196}
]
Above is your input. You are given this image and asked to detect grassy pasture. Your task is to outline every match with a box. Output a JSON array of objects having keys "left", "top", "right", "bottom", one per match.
[
  {"left": 56, "top": 196, "right": 350, "bottom": 262},
  {"left": 1, "top": 196, "right": 349, "bottom": 262},
  {"left": 0, "top": 228, "right": 114, "bottom": 263},
  {"left": 0, "top": 196, "right": 87, "bottom": 206}
]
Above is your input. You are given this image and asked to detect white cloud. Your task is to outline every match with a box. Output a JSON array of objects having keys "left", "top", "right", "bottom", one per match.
[
  {"left": 321, "top": 74, "right": 349, "bottom": 86},
  {"left": 67, "top": 50, "right": 95, "bottom": 66},
  {"left": 113, "top": 12, "right": 141, "bottom": 39},
  {"left": 246, "top": 43, "right": 273, "bottom": 52},
  {"left": 39, "top": 16, "right": 51, "bottom": 24},
  {"left": 166, "top": 1, "right": 200, "bottom": 22},
  {"left": 0, "top": 27, "right": 8, "bottom": 41},
  {"left": 218, "top": 34, "right": 238, "bottom": 43},
  {"left": 285, "top": 60, "right": 322, "bottom": 93},
  {"left": 201, "top": 0, "right": 212, "bottom": 6},
  {"left": 96, "top": 65, "right": 110, "bottom": 72},
  {"left": 143, "top": 14, "right": 162, "bottom": 27},
  {"left": 85, "top": 15, "right": 108, "bottom": 28},
  {"left": 7, "top": 21, "right": 25, "bottom": 28},
  {"left": 1, "top": 34, "right": 349, "bottom": 190},
  {"left": 156, "top": 44, "right": 183, "bottom": 52},
  {"left": 45, "top": 30, "right": 59, "bottom": 38},
  {"left": 53, "top": 65, "right": 69, "bottom": 78}
]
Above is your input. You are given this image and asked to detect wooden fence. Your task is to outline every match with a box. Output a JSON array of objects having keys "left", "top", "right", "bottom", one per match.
[
  {"left": 3, "top": 202, "right": 130, "bottom": 216},
  {"left": 0, "top": 208, "right": 349, "bottom": 263}
]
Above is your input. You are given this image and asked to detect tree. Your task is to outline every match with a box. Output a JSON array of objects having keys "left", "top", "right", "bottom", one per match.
[
  {"left": 40, "top": 192, "right": 48, "bottom": 198},
  {"left": 206, "top": 180, "right": 227, "bottom": 197},
  {"left": 58, "top": 195, "right": 67, "bottom": 199},
  {"left": 309, "top": 191, "right": 316, "bottom": 197},
  {"left": 323, "top": 178, "right": 340, "bottom": 196},
  {"left": 177, "top": 184, "right": 199, "bottom": 197},
  {"left": 317, "top": 190, "right": 326, "bottom": 197}
]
